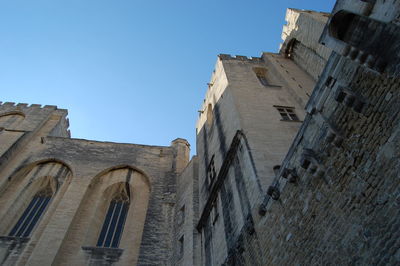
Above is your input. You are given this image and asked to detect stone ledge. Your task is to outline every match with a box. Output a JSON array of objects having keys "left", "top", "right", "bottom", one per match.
[
  {"left": 81, "top": 246, "right": 124, "bottom": 259},
  {"left": 0, "top": 236, "right": 30, "bottom": 244}
]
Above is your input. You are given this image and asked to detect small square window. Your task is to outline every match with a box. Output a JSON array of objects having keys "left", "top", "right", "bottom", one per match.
[
  {"left": 274, "top": 106, "right": 300, "bottom": 121},
  {"left": 325, "top": 76, "right": 336, "bottom": 88}
]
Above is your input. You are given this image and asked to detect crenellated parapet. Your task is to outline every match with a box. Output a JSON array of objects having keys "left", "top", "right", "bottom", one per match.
[
  {"left": 218, "top": 54, "right": 263, "bottom": 62},
  {"left": 0, "top": 101, "right": 70, "bottom": 137},
  {"left": 0, "top": 101, "right": 65, "bottom": 112}
]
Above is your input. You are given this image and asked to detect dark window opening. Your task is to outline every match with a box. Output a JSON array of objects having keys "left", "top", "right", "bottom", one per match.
[
  {"left": 275, "top": 107, "right": 300, "bottom": 121},
  {"left": 207, "top": 156, "right": 217, "bottom": 188},
  {"left": 273, "top": 165, "right": 281, "bottom": 177},
  {"left": 97, "top": 187, "right": 130, "bottom": 248},
  {"left": 285, "top": 38, "right": 298, "bottom": 59},
  {"left": 9, "top": 188, "right": 52, "bottom": 238},
  {"left": 325, "top": 76, "right": 336, "bottom": 88},
  {"left": 329, "top": 11, "right": 357, "bottom": 42},
  {"left": 178, "top": 235, "right": 184, "bottom": 258}
]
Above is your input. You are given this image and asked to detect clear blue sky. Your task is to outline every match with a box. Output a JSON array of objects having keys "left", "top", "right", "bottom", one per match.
[{"left": 0, "top": 0, "right": 335, "bottom": 155}]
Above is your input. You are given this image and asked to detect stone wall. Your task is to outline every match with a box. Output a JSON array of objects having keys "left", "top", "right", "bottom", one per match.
[
  {"left": 192, "top": 2, "right": 400, "bottom": 265},
  {"left": 0, "top": 102, "right": 69, "bottom": 168},
  {"left": 194, "top": 52, "right": 317, "bottom": 265},
  {"left": 0, "top": 102, "right": 190, "bottom": 266},
  {"left": 243, "top": 2, "right": 400, "bottom": 264},
  {"left": 2, "top": 1, "right": 400, "bottom": 265},
  {"left": 171, "top": 157, "right": 200, "bottom": 266},
  {"left": 280, "top": 9, "right": 332, "bottom": 81},
  {"left": 252, "top": 52, "right": 400, "bottom": 265}
]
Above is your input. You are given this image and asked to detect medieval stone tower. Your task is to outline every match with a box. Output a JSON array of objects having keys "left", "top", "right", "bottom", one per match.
[
  {"left": 170, "top": 9, "right": 331, "bottom": 266},
  {"left": 1, "top": 0, "right": 400, "bottom": 265}
]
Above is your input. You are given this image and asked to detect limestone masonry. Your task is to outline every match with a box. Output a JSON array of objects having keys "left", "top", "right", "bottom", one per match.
[{"left": 1, "top": 1, "right": 400, "bottom": 265}]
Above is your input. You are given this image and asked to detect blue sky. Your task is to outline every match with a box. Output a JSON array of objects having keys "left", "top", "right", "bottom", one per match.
[{"left": 0, "top": 0, "right": 335, "bottom": 155}]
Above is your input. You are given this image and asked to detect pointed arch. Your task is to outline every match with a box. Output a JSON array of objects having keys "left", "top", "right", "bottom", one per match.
[
  {"left": 90, "top": 164, "right": 151, "bottom": 192},
  {"left": 0, "top": 110, "right": 25, "bottom": 118},
  {"left": 8, "top": 179, "right": 54, "bottom": 238},
  {"left": 54, "top": 165, "right": 151, "bottom": 265},
  {"left": 0, "top": 159, "right": 73, "bottom": 266},
  {"left": 0, "top": 159, "right": 72, "bottom": 236},
  {"left": 96, "top": 182, "right": 131, "bottom": 248},
  {"left": 6, "top": 158, "right": 73, "bottom": 182},
  {"left": 0, "top": 111, "right": 25, "bottom": 128}
]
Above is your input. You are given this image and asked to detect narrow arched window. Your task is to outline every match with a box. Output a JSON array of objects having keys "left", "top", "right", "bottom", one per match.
[
  {"left": 8, "top": 187, "right": 53, "bottom": 238},
  {"left": 96, "top": 184, "right": 130, "bottom": 248},
  {"left": 285, "top": 39, "right": 298, "bottom": 59}
]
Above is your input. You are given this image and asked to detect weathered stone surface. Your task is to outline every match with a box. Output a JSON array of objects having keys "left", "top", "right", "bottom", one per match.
[
  {"left": 0, "top": 102, "right": 190, "bottom": 266},
  {"left": 2, "top": 1, "right": 400, "bottom": 265}
]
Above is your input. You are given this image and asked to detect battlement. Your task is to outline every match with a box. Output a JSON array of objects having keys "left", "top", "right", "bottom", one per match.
[
  {"left": 218, "top": 54, "right": 263, "bottom": 62},
  {"left": 0, "top": 102, "right": 68, "bottom": 117},
  {"left": 0, "top": 101, "right": 70, "bottom": 137},
  {"left": 0, "top": 101, "right": 61, "bottom": 110},
  {"left": 287, "top": 8, "right": 330, "bottom": 17}
]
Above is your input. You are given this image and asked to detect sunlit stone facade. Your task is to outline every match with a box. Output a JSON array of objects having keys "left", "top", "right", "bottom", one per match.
[{"left": 1, "top": 1, "right": 400, "bottom": 265}]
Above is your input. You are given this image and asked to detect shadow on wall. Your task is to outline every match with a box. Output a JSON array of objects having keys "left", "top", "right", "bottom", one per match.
[
  {"left": 53, "top": 166, "right": 151, "bottom": 266},
  {"left": 0, "top": 160, "right": 72, "bottom": 265}
]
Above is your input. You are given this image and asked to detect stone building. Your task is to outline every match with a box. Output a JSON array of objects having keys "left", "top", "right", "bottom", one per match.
[
  {"left": 0, "top": 102, "right": 190, "bottom": 265},
  {"left": 1, "top": 0, "right": 400, "bottom": 265}
]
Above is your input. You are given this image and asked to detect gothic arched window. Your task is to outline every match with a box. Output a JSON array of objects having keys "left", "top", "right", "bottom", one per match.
[
  {"left": 96, "top": 184, "right": 130, "bottom": 248},
  {"left": 8, "top": 186, "right": 53, "bottom": 238}
]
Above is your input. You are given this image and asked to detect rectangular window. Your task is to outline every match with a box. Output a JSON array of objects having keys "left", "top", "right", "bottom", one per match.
[
  {"left": 275, "top": 106, "right": 300, "bottom": 121},
  {"left": 325, "top": 76, "right": 336, "bottom": 88},
  {"left": 207, "top": 156, "right": 217, "bottom": 188}
]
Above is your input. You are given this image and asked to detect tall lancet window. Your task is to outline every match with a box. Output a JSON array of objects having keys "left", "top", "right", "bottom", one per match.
[
  {"left": 96, "top": 183, "right": 130, "bottom": 248},
  {"left": 9, "top": 186, "right": 53, "bottom": 238}
]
